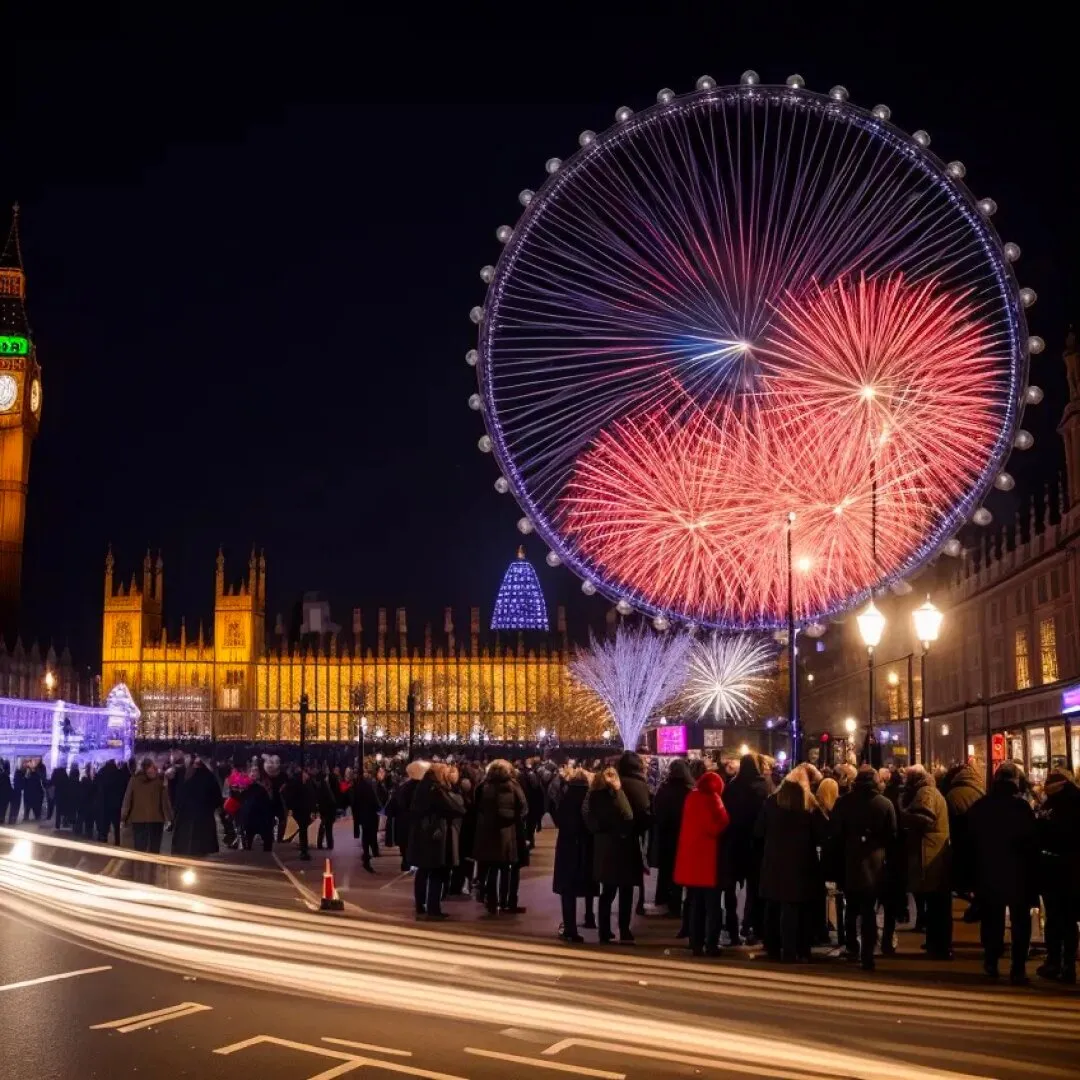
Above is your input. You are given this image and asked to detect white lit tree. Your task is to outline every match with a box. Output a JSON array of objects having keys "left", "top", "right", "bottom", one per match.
[{"left": 570, "top": 625, "right": 691, "bottom": 749}]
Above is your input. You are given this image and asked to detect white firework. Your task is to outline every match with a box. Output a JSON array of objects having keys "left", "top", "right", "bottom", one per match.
[
  {"left": 685, "top": 633, "right": 773, "bottom": 724},
  {"left": 570, "top": 625, "right": 692, "bottom": 750}
]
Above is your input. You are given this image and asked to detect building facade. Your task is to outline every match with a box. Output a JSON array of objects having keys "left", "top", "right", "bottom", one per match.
[
  {"left": 101, "top": 548, "right": 601, "bottom": 745},
  {"left": 0, "top": 206, "right": 44, "bottom": 634}
]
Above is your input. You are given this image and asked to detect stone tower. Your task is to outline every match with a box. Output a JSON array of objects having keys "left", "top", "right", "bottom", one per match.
[{"left": 0, "top": 205, "right": 43, "bottom": 635}]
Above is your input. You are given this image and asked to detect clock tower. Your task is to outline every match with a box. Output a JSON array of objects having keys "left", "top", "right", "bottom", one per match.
[{"left": 0, "top": 205, "right": 42, "bottom": 635}]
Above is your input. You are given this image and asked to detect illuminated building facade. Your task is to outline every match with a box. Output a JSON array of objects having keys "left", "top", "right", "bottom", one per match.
[
  {"left": 0, "top": 206, "right": 44, "bottom": 633},
  {"left": 102, "top": 548, "right": 602, "bottom": 744}
]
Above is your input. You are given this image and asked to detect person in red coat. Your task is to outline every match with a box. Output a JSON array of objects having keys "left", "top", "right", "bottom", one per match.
[{"left": 674, "top": 770, "right": 731, "bottom": 956}]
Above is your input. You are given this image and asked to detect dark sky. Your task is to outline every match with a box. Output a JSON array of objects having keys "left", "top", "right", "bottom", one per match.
[{"left": 6, "top": 12, "right": 1077, "bottom": 662}]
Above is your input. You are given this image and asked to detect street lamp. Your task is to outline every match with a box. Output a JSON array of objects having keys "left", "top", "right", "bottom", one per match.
[
  {"left": 844, "top": 716, "right": 858, "bottom": 734},
  {"left": 912, "top": 596, "right": 943, "bottom": 764},
  {"left": 43, "top": 670, "right": 56, "bottom": 700},
  {"left": 856, "top": 598, "right": 886, "bottom": 759},
  {"left": 358, "top": 715, "right": 368, "bottom": 777},
  {"left": 785, "top": 510, "right": 799, "bottom": 763}
]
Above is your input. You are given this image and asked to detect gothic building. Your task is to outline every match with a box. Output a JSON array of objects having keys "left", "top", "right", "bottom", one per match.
[
  {"left": 0, "top": 207, "right": 44, "bottom": 635},
  {"left": 101, "top": 547, "right": 602, "bottom": 744}
]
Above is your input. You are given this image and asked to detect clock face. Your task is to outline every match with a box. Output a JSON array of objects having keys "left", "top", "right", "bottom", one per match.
[
  {"left": 30, "top": 378, "right": 41, "bottom": 416},
  {"left": 0, "top": 374, "right": 17, "bottom": 412}
]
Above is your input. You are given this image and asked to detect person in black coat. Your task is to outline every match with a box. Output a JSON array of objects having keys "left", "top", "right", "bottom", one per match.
[
  {"left": 522, "top": 762, "right": 546, "bottom": 848},
  {"left": 616, "top": 751, "right": 653, "bottom": 917},
  {"left": 552, "top": 767, "right": 597, "bottom": 942},
  {"left": 77, "top": 765, "right": 95, "bottom": 837},
  {"left": 756, "top": 768, "right": 824, "bottom": 962},
  {"left": 93, "top": 760, "right": 125, "bottom": 843},
  {"left": 583, "top": 766, "right": 638, "bottom": 942},
  {"left": 283, "top": 766, "right": 319, "bottom": 860},
  {"left": 967, "top": 762, "right": 1038, "bottom": 984},
  {"left": 720, "top": 754, "right": 770, "bottom": 943},
  {"left": 652, "top": 759, "right": 693, "bottom": 918},
  {"left": 834, "top": 766, "right": 897, "bottom": 970},
  {"left": 1037, "top": 768, "right": 1080, "bottom": 984},
  {"left": 22, "top": 763, "right": 45, "bottom": 822},
  {"left": 49, "top": 766, "right": 69, "bottom": 828},
  {"left": 315, "top": 770, "right": 339, "bottom": 851},
  {"left": 351, "top": 769, "right": 381, "bottom": 870},
  {"left": 172, "top": 759, "right": 224, "bottom": 857},
  {"left": 448, "top": 772, "right": 477, "bottom": 896},
  {"left": 0, "top": 764, "right": 11, "bottom": 825},
  {"left": 473, "top": 760, "right": 528, "bottom": 914},
  {"left": 407, "top": 763, "right": 465, "bottom": 919}
]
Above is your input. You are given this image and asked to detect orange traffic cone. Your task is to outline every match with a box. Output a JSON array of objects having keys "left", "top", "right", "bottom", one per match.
[{"left": 320, "top": 858, "right": 344, "bottom": 911}]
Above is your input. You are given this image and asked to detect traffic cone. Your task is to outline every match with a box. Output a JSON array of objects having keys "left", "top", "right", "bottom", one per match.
[{"left": 320, "top": 858, "right": 344, "bottom": 911}]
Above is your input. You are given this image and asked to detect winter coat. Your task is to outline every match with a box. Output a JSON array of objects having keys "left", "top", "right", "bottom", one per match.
[
  {"left": 472, "top": 766, "right": 527, "bottom": 864},
  {"left": 756, "top": 778, "right": 823, "bottom": 904},
  {"left": 458, "top": 785, "right": 478, "bottom": 865},
  {"left": 720, "top": 757, "right": 769, "bottom": 885},
  {"left": 1038, "top": 779, "right": 1080, "bottom": 895},
  {"left": 967, "top": 770, "right": 1038, "bottom": 906},
  {"left": 120, "top": 770, "right": 173, "bottom": 825},
  {"left": 523, "top": 769, "right": 546, "bottom": 823},
  {"left": 673, "top": 771, "right": 730, "bottom": 889},
  {"left": 651, "top": 761, "right": 693, "bottom": 878},
  {"left": 834, "top": 771, "right": 897, "bottom": 896},
  {"left": 315, "top": 777, "right": 338, "bottom": 821},
  {"left": 552, "top": 779, "right": 596, "bottom": 897},
  {"left": 898, "top": 771, "right": 951, "bottom": 894},
  {"left": 172, "top": 764, "right": 223, "bottom": 856},
  {"left": 943, "top": 764, "right": 985, "bottom": 894},
  {"left": 0, "top": 769, "right": 11, "bottom": 818},
  {"left": 817, "top": 800, "right": 845, "bottom": 887},
  {"left": 407, "top": 773, "right": 465, "bottom": 870},
  {"left": 285, "top": 775, "right": 319, "bottom": 820},
  {"left": 583, "top": 775, "right": 639, "bottom": 887},
  {"left": 351, "top": 778, "right": 381, "bottom": 829}
]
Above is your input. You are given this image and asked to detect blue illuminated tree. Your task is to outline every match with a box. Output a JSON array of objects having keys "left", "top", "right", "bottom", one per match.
[{"left": 491, "top": 547, "right": 549, "bottom": 631}]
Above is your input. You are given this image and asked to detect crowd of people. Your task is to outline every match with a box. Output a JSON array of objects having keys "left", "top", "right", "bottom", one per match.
[{"left": 3, "top": 746, "right": 1078, "bottom": 987}]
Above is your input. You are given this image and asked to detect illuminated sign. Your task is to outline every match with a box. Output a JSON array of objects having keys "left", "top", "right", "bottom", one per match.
[
  {"left": 1062, "top": 685, "right": 1080, "bottom": 715},
  {"left": 0, "top": 335, "right": 29, "bottom": 356},
  {"left": 702, "top": 728, "right": 725, "bottom": 748},
  {"left": 655, "top": 725, "right": 688, "bottom": 754}
]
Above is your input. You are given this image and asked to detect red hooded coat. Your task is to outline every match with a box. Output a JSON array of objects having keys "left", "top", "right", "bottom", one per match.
[{"left": 673, "top": 771, "right": 730, "bottom": 888}]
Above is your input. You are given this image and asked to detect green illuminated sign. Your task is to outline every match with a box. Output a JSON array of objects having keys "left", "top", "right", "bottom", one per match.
[{"left": 0, "top": 336, "right": 29, "bottom": 356}]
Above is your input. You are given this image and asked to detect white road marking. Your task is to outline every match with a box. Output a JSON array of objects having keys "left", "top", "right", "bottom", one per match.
[
  {"left": 0, "top": 966, "right": 112, "bottom": 993},
  {"left": 273, "top": 852, "right": 321, "bottom": 910},
  {"left": 215, "top": 1035, "right": 467, "bottom": 1079},
  {"left": 322, "top": 1037, "right": 412, "bottom": 1057},
  {"left": 91, "top": 1001, "right": 212, "bottom": 1032},
  {"left": 379, "top": 870, "right": 413, "bottom": 891},
  {"left": 465, "top": 1046, "right": 625, "bottom": 1078}
]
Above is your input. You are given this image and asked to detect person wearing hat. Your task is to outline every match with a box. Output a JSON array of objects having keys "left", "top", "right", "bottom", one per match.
[
  {"left": 967, "top": 762, "right": 1038, "bottom": 984},
  {"left": 1037, "top": 767, "right": 1080, "bottom": 984}
]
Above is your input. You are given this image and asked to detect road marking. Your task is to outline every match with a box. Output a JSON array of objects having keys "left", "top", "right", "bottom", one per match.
[
  {"left": 322, "top": 1037, "right": 412, "bottom": 1057},
  {"left": 0, "top": 966, "right": 112, "bottom": 993},
  {"left": 542, "top": 1039, "right": 827, "bottom": 1080},
  {"left": 465, "top": 1047, "right": 624, "bottom": 1078},
  {"left": 273, "top": 852, "right": 321, "bottom": 910},
  {"left": 91, "top": 1001, "right": 212, "bottom": 1032},
  {"left": 380, "top": 870, "right": 412, "bottom": 891},
  {"left": 215, "top": 1035, "right": 467, "bottom": 1079}
]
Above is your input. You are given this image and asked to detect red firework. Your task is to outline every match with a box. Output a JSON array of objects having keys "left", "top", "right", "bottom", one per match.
[{"left": 562, "top": 274, "right": 1005, "bottom": 625}]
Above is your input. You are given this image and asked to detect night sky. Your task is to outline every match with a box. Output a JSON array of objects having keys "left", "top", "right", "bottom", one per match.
[{"left": 5, "top": 14, "right": 1077, "bottom": 663}]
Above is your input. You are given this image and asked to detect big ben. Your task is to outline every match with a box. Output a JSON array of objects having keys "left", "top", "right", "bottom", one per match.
[{"left": 0, "top": 204, "right": 42, "bottom": 634}]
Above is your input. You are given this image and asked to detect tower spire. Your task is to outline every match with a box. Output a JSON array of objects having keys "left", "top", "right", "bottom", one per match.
[{"left": 0, "top": 204, "right": 22, "bottom": 271}]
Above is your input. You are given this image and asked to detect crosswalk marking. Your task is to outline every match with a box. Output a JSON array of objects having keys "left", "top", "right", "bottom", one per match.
[
  {"left": 465, "top": 1047, "right": 625, "bottom": 1078},
  {"left": 322, "top": 1037, "right": 412, "bottom": 1057},
  {"left": 91, "top": 1001, "right": 212, "bottom": 1033}
]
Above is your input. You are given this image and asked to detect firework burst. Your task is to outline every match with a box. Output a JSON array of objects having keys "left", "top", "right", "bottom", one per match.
[
  {"left": 683, "top": 633, "right": 774, "bottom": 724},
  {"left": 569, "top": 626, "right": 691, "bottom": 750}
]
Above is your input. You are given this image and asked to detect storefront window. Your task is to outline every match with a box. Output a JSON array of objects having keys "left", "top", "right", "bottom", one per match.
[
  {"left": 1049, "top": 723, "right": 1068, "bottom": 770},
  {"left": 1040, "top": 617, "right": 1059, "bottom": 684},
  {"left": 1015, "top": 628, "right": 1032, "bottom": 690},
  {"left": 1028, "top": 727, "right": 1048, "bottom": 784}
]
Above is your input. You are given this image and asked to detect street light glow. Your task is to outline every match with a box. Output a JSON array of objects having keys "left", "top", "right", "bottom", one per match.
[
  {"left": 912, "top": 596, "right": 943, "bottom": 648},
  {"left": 844, "top": 717, "right": 857, "bottom": 734},
  {"left": 887, "top": 671, "right": 899, "bottom": 686},
  {"left": 856, "top": 598, "right": 886, "bottom": 648}
]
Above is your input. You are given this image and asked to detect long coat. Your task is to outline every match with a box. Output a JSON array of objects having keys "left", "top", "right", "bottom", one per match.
[
  {"left": 616, "top": 753, "right": 652, "bottom": 888},
  {"left": 651, "top": 765, "right": 692, "bottom": 880},
  {"left": 899, "top": 773, "right": 951, "bottom": 894},
  {"left": 756, "top": 779, "right": 822, "bottom": 904},
  {"left": 407, "top": 774, "right": 464, "bottom": 870},
  {"left": 552, "top": 779, "right": 595, "bottom": 897},
  {"left": 720, "top": 760, "right": 769, "bottom": 886},
  {"left": 967, "top": 776, "right": 1037, "bottom": 906},
  {"left": 171, "top": 764, "right": 222, "bottom": 857},
  {"left": 1038, "top": 779, "right": 1080, "bottom": 895},
  {"left": 834, "top": 773, "right": 897, "bottom": 896},
  {"left": 673, "top": 771, "right": 730, "bottom": 889},
  {"left": 583, "top": 779, "right": 638, "bottom": 887},
  {"left": 472, "top": 770, "right": 527, "bottom": 865},
  {"left": 944, "top": 764, "right": 985, "bottom": 894}
]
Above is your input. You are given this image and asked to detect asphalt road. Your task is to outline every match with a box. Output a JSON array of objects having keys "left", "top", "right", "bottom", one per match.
[{"left": 3, "top": 825, "right": 1080, "bottom": 1080}]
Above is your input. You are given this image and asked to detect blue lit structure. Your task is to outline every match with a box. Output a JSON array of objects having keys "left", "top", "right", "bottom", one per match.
[{"left": 491, "top": 547, "right": 549, "bottom": 631}]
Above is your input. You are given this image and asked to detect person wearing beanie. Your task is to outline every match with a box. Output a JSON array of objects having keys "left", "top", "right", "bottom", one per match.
[
  {"left": 967, "top": 762, "right": 1038, "bottom": 984},
  {"left": 1036, "top": 767, "right": 1080, "bottom": 983}
]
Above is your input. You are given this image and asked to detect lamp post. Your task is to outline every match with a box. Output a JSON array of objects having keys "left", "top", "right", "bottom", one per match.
[
  {"left": 786, "top": 511, "right": 799, "bottom": 763},
  {"left": 406, "top": 693, "right": 417, "bottom": 761},
  {"left": 358, "top": 715, "right": 368, "bottom": 778},
  {"left": 912, "top": 596, "right": 943, "bottom": 766},
  {"left": 299, "top": 691, "right": 309, "bottom": 769},
  {"left": 856, "top": 598, "right": 886, "bottom": 762}
]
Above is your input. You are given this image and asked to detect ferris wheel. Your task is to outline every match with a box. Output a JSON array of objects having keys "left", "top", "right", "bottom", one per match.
[{"left": 467, "top": 72, "right": 1043, "bottom": 631}]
